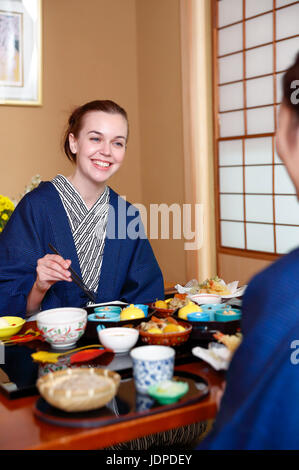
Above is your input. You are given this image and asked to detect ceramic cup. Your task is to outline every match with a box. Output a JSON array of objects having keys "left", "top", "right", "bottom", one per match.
[
  {"left": 187, "top": 311, "right": 212, "bottom": 322},
  {"left": 134, "top": 304, "right": 149, "bottom": 317},
  {"left": 130, "top": 345, "right": 175, "bottom": 395},
  {"left": 215, "top": 308, "right": 242, "bottom": 322}
]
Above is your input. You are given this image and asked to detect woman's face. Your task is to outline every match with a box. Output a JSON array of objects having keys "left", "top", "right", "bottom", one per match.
[{"left": 69, "top": 111, "right": 128, "bottom": 187}]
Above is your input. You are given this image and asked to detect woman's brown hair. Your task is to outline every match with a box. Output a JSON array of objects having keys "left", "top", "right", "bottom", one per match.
[{"left": 63, "top": 100, "right": 129, "bottom": 162}]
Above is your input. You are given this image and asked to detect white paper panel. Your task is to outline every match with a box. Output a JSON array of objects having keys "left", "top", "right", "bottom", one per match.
[
  {"left": 219, "top": 53, "right": 243, "bottom": 84},
  {"left": 221, "top": 221, "right": 245, "bottom": 248},
  {"left": 246, "top": 76, "right": 274, "bottom": 107},
  {"left": 276, "top": 225, "right": 299, "bottom": 254},
  {"left": 219, "top": 139, "right": 243, "bottom": 166},
  {"left": 218, "top": 23, "right": 243, "bottom": 56},
  {"left": 276, "top": 37, "right": 299, "bottom": 72},
  {"left": 220, "top": 110, "right": 245, "bottom": 137},
  {"left": 219, "top": 82, "right": 244, "bottom": 111},
  {"left": 220, "top": 167, "right": 243, "bottom": 193},
  {"left": 245, "top": 195, "right": 273, "bottom": 223},
  {"left": 218, "top": 0, "right": 243, "bottom": 28},
  {"left": 246, "top": 223, "right": 274, "bottom": 252},
  {"left": 276, "top": 4, "right": 299, "bottom": 40},
  {"left": 244, "top": 137, "right": 272, "bottom": 165},
  {"left": 274, "top": 143, "right": 283, "bottom": 163},
  {"left": 274, "top": 164, "right": 296, "bottom": 194},
  {"left": 245, "top": 165, "right": 272, "bottom": 193},
  {"left": 275, "top": 195, "right": 299, "bottom": 224},
  {"left": 276, "top": 0, "right": 298, "bottom": 6},
  {"left": 246, "top": 13, "right": 273, "bottom": 49},
  {"left": 276, "top": 72, "right": 284, "bottom": 103},
  {"left": 245, "top": 0, "right": 273, "bottom": 18},
  {"left": 247, "top": 106, "right": 275, "bottom": 134},
  {"left": 246, "top": 44, "right": 273, "bottom": 78},
  {"left": 220, "top": 194, "right": 244, "bottom": 221}
]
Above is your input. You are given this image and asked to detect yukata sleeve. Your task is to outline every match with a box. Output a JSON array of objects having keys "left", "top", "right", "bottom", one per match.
[
  {"left": 119, "top": 215, "right": 164, "bottom": 304},
  {"left": 0, "top": 194, "right": 44, "bottom": 317}
]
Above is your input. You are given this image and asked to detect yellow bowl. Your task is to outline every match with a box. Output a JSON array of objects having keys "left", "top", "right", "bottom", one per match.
[{"left": 0, "top": 316, "right": 26, "bottom": 340}]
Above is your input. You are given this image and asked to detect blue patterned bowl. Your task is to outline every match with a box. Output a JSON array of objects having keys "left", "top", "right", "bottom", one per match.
[{"left": 130, "top": 345, "right": 175, "bottom": 395}]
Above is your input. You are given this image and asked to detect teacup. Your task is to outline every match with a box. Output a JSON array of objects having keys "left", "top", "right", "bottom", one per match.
[
  {"left": 187, "top": 311, "right": 212, "bottom": 322},
  {"left": 130, "top": 345, "right": 175, "bottom": 395},
  {"left": 134, "top": 304, "right": 149, "bottom": 317}
]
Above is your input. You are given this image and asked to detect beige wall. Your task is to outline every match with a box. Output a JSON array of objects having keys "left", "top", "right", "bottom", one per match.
[
  {"left": 136, "top": 0, "right": 187, "bottom": 285},
  {"left": 0, "top": 0, "right": 142, "bottom": 204},
  {"left": 218, "top": 253, "right": 273, "bottom": 286},
  {"left": 0, "top": 0, "right": 188, "bottom": 285},
  {"left": 1, "top": 0, "right": 268, "bottom": 289}
]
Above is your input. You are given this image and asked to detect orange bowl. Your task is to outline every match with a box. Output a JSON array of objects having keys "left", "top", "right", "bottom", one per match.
[
  {"left": 138, "top": 320, "right": 192, "bottom": 347},
  {"left": 149, "top": 303, "right": 176, "bottom": 318}
]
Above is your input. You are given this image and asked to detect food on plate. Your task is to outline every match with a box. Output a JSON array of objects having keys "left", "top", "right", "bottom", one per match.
[
  {"left": 140, "top": 316, "right": 186, "bottom": 334},
  {"left": 147, "top": 327, "right": 163, "bottom": 334},
  {"left": 223, "top": 309, "right": 237, "bottom": 315},
  {"left": 120, "top": 304, "right": 145, "bottom": 321},
  {"left": 0, "top": 318, "right": 10, "bottom": 328},
  {"left": 166, "top": 296, "right": 188, "bottom": 310},
  {"left": 148, "top": 379, "right": 189, "bottom": 404},
  {"left": 155, "top": 300, "right": 169, "bottom": 309},
  {"left": 188, "top": 276, "right": 232, "bottom": 295},
  {"left": 213, "top": 331, "right": 243, "bottom": 353},
  {"left": 198, "top": 276, "right": 231, "bottom": 295},
  {"left": 178, "top": 301, "right": 202, "bottom": 320}
]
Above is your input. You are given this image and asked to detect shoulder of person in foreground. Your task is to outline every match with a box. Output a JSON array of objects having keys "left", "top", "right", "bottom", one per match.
[{"left": 241, "top": 246, "right": 299, "bottom": 333}]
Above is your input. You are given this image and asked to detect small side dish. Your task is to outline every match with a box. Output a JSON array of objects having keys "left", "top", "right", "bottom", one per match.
[
  {"left": 148, "top": 380, "right": 189, "bottom": 405},
  {"left": 139, "top": 316, "right": 192, "bottom": 346},
  {"left": 0, "top": 316, "right": 26, "bottom": 340}
]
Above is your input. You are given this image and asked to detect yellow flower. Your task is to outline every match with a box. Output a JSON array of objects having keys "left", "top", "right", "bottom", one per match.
[{"left": 2, "top": 213, "right": 8, "bottom": 220}]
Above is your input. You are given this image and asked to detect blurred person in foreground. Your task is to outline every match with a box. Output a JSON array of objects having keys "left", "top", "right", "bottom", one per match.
[{"left": 198, "top": 53, "right": 299, "bottom": 450}]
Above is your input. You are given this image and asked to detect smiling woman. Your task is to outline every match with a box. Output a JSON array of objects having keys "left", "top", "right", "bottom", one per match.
[{"left": 0, "top": 99, "right": 164, "bottom": 318}]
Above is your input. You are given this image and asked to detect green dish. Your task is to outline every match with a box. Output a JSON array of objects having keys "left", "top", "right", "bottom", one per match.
[{"left": 147, "top": 380, "right": 189, "bottom": 405}]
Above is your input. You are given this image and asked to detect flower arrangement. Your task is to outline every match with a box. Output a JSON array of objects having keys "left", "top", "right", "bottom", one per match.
[
  {"left": 0, "top": 174, "right": 41, "bottom": 234},
  {"left": 0, "top": 195, "right": 14, "bottom": 233}
]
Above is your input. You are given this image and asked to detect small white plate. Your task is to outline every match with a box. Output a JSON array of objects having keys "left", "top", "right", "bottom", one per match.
[{"left": 188, "top": 294, "right": 222, "bottom": 305}]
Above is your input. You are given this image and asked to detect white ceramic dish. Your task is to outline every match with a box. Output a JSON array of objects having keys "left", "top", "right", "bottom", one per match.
[
  {"left": 36, "top": 307, "right": 87, "bottom": 349},
  {"left": 98, "top": 327, "right": 139, "bottom": 354},
  {"left": 188, "top": 294, "right": 222, "bottom": 305}
]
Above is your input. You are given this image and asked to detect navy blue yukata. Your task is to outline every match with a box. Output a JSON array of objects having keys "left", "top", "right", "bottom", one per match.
[
  {"left": 198, "top": 249, "right": 299, "bottom": 450},
  {"left": 0, "top": 182, "right": 164, "bottom": 317}
]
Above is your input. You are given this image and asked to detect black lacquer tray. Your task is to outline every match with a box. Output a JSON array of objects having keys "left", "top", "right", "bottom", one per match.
[{"left": 33, "top": 370, "right": 209, "bottom": 428}]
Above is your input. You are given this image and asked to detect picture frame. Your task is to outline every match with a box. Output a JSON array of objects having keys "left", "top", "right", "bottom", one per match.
[{"left": 0, "top": 0, "right": 42, "bottom": 106}]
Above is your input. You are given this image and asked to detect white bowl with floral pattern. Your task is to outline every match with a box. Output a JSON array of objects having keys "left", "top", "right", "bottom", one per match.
[{"left": 37, "top": 307, "right": 87, "bottom": 349}]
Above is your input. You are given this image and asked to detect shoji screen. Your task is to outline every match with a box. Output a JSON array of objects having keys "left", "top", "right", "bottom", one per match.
[{"left": 214, "top": 0, "right": 299, "bottom": 257}]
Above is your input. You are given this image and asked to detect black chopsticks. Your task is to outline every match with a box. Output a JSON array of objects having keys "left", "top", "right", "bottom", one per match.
[{"left": 48, "top": 243, "right": 96, "bottom": 303}]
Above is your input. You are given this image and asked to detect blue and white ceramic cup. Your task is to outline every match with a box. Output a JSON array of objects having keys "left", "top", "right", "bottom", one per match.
[{"left": 130, "top": 345, "right": 175, "bottom": 395}]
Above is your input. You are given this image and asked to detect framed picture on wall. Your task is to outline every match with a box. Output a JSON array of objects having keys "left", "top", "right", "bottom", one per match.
[{"left": 0, "top": 0, "right": 42, "bottom": 106}]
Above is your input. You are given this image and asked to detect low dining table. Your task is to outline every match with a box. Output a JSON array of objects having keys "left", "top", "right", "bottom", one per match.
[{"left": 0, "top": 319, "right": 225, "bottom": 450}]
